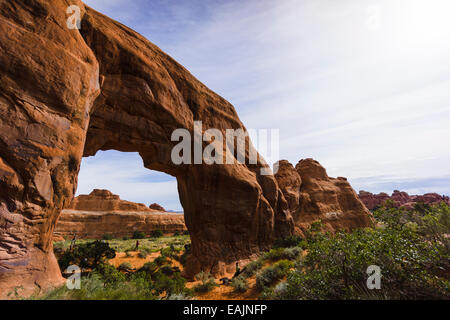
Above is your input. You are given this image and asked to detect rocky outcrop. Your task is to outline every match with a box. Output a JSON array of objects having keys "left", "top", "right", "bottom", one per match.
[
  {"left": 54, "top": 210, "right": 186, "bottom": 240},
  {"left": 149, "top": 203, "right": 166, "bottom": 211},
  {"left": 0, "top": 0, "right": 293, "bottom": 296},
  {"left": 358, "top": 190, "right": 450, "bottom": 210},
  {"left": 275, "top": 159, "right": 374, "bottom": 236},
  {"left": 53, "top": 190, "right": 185, "bottom": 239},
  {"left": 68, "top": 189, "right": 155, "bottom": 212}
]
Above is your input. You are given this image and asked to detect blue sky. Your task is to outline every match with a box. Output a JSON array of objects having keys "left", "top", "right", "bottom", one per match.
[{"left": 78, "top": 0, "right": 450, "bottom": 210}]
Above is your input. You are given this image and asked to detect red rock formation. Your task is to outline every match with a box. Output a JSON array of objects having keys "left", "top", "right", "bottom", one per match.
[
  {"left": 149, "top": 203, "right": 166, "bottom": 211},
  {"left": 54, "top": 210, "right": 186, "bottom": 240},
  {"left": 275, "top": 159, "right": 374, "bottom": 236},
  {"left": 0, "top": 0, "right": 293, "bottom": 296},
  {"left": 358, "top": 190, "right": 450, "bottom": 210},
  {"left": 69, "top": 189, "right": 153, "bottom": 212},
  {"left": 53, "top": 190, "right": 184, "bottom": 239}
]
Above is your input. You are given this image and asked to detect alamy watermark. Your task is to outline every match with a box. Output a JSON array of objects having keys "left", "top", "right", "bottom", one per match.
[
  {"left": 171, "top": 121, "right": 279, "bottom": 175},
  {"left": 366, "top": 265, "right": 381, "bottom": 289},
  {"left": 65, "top": 265, "right": 81, "bottom": 290},
  {"left": 66, "top": 5, "right": 81, "bottom": 30}
]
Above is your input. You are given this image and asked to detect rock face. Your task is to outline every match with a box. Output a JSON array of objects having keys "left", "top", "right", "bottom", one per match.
[
  {"left": 359, "top": 190, "right": 450, "bottom": 210},
  {"left": 53, "top": 189, "right": 185, "bottom": 239},
  {"left": 68, "top": 189, "right": 154, "bottom": 212},
  {"left": 275, "top": 159, "right": 374, "bottom": 236},
  {"left": 54, "top": 210, "right": 186, "bottom": 240},
  {"left": 0, "top": 0, "right": 293, "bottom": 296},
  {"left": 149, "top": 203, "right": 166, "bottom": 211}
]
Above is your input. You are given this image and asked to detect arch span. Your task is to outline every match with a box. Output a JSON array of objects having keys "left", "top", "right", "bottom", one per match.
[{"left": 0, "top": 0, "right": 293, "bottom": 296}]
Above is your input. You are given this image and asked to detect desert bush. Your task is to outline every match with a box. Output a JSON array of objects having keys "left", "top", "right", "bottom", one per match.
[
  {"left": 132, "top": 231, "right": 146, "bottom": 239},
  {"left": 40, "top": 273, "right": 158, "bottom": 300},
  {"left": 102, "top": 233, "right": 113, "bottom": 240},
  {"left": 160, "top": 264, "right": 175, "bottom": 276},
  {"left": 96, "top": 263, "right": 126, "bottom": 284},
  {"left": 151, "top": 229, "right": 164, "bottom": 238},
  {"left": 262, "top": 247, "right": 302, "bottom": 262},
  {"left": 231, "top": 276, "right": 249, "bottom": 293},
  {"left": 118, "top": 262, "right": 133, "bottom": 272},
  {"left": 273, "top": 235, "right": 303, "bottom": 248},
  {"left": 193, "top": 272, "right": 218, "bottom": 293},
  {"left": 138, "top": 251, "right": 147, "bottom": 259},
  {"left": 58, "top": 240, "right": 116, "bottom": 271},
  {"left": 256, "top": 260, "right": 293, "bottom": 290},
  {"left": 279, "top": 204, "right": 450, "bottom": 300},
  {"left": 241, "top": 259, "right": 264, "bottom": 278},
  {"left": 154, "top": 255, "right": 168, "bottom": 266}
]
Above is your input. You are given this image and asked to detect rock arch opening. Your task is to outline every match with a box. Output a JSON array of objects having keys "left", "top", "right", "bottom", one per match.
[{"left": 52, "top": 150, "right": 186, "bottom": 241}]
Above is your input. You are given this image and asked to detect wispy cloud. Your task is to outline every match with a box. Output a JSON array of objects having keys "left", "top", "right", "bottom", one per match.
[{"left": 79, "top": 0, "right": 450, "bottom": 205}]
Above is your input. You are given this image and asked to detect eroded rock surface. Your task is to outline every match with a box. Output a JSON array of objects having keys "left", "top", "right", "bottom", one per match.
[
  {"left": 0, "top": 0, "right": 292, "bottom": 296},
  {"left": 68, "top": 189, "right": 154, "bottom": 212},
  {"left": 275, "top": 159, "right": 374, "bottom": 236},
  {"left": 54, "top": 189, "right": 185, "bottom": 239},
  {"left": 54, "top": 211, "right": 186, "bottom": 240},
  {"left": 149, "top": 203, "right": 166, "bottom": 211}
]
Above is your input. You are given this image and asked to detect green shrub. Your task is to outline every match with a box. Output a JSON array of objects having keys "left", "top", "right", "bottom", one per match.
[
  {"left": 138, "top": 251, "right": 148, "bottom": 259},
  {"left": 154, "top": 256, "right": 168, "bottom": 266},
  {"left": 40, "top": 273, "right": 158, "bottom": 300},
  {"left": 279, "top": 204, "right": 450, "bottom": 300},
  {"left": 102, "top": 233, "right": 113, "bottom": 240},
  {"left": 132, "top": 231, "right": 146, "bottom": 239},
  {"left": 241, "top": 259, "right": 264, "bottom": 278},
  {"left": 231, "top": 276, "right": 249, "bottom": 293},
  {"left": 96, "top": 264, "right": 126, "bottom": 284},
  {"left": 273, "top": 235, "right": 303, "bottom": 248},
  {"left": 151, "top": 229, "right": 164, "bottom": 238},
  {"left": 262, "top": 247, "right": 302, "bottom": 262},
  {"left": 58, "top": 240, "right": 116, "bottom": 271},
  {"left": 256, "top": 260, "right": 293, "bottom": 290},
  {"left": 193, "top": 272, "right": 218, "bottom": 293},
  {"left": 160, "top": 264, "right": 175, "bottom": 276},
  {"left": 118, "top": 262, "right": 133, "bottom": 272}
]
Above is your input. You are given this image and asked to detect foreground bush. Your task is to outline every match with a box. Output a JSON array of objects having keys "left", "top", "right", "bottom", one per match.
[
  {"left": 193, "top": 272, "right": 218, "bottom": 293},
  {"left": 256, "top": 260, "right": 293, "bottom": 290},
  {"left": 278, "top": 204, "right": 450, "bottom": 300},
  {"left": 58, "top": 241, "right": 116, "bottom": 271},
  {"left": 231, "top": 276, "right": 249, "bottom": 293},
  {"left": 132, "top": 231, "right": 146, "bottom": 239}
]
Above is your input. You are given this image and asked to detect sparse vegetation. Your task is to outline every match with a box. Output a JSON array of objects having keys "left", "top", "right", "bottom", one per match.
[
  {"left": 132, "top": 231, "right": 146, "bottom": 239},
  {"left": 231, "top": 276, "right": 249, "bottom": 293},
  {"left": 151, "top": 229, "right": 164, "bottom": 238},
  {"left": 193, "top": 272, "right": 218, "bottom": 293},
  {"left": 278, "top": 203, "right": 450, "bottom": 300}
]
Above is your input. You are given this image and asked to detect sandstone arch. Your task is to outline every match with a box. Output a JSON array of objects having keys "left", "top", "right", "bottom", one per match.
[{"left": 0, "top": 0, "right": 293, "bottom": 296}]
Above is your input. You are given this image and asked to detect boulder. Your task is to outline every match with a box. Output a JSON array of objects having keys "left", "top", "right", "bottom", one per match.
[{"left": 149, "top": 203, "right": 166, "bottom": 211}]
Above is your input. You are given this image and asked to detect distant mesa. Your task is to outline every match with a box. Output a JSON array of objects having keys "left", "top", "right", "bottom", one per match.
[
  {"left": 68, "top": 189, "right": 154, "bottom": 212},
  {"left": 358, "top": 190, "right": 450, "bottom": 210},
  {"left": 149, "top": 203, "right": 166, "bottom": 211},
  {"left": 54, "top": 189, "right": 186, "bottom": 240}
]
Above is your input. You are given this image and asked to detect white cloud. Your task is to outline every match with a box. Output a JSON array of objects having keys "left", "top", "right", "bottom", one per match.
[{"left": 79, "top": 0, "right": 450, "bottom": 200}]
